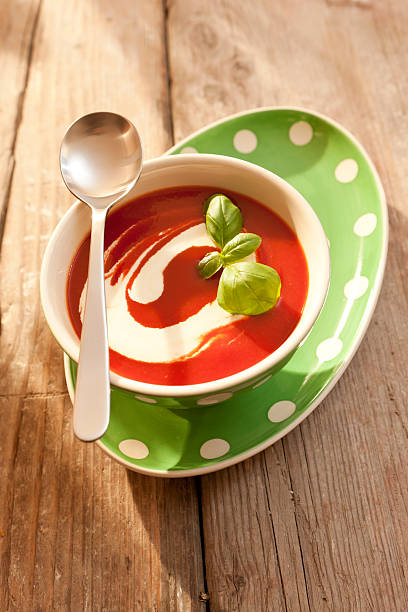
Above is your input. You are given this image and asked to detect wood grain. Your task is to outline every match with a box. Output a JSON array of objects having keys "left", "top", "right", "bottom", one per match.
[
  {"left": 0, "top": 0, "right": 42, "bottom": 241},
  {"left": 0, "top": 1, "right": 205, "bottom": 610},
  {"left": 167, "top": 0, "right": 408, "bottom": 610}
]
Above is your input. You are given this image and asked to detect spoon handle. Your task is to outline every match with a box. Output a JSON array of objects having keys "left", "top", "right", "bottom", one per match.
[{"left": 73, "top": 207, "right": 110, "bottom": 441}]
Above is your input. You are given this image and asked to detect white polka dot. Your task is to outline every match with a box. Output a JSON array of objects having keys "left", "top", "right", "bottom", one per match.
[
  {"left": 233, "top": 129, "right": 257, "bottom": 153},
  {"left": 316, "top": 337, "right": 343, "bottom": 362},
  {"left": 344, "top": 275, "right": 369, "bottom": 300},
  {"left": 119, "top": 439, "right": 149, "bottom": 459},
  {"left": 267, "top": 401, "right": 296, "bottom": 422},
  {"left": 253, "top": 375, "right": 272, "bottom": 389},
  {"left": 197, "top": 392, "right": 233, "bottom": 406},
  {"left": 353, "top": 213, "right": 377, "bottom": 237},
  {"left": 289, "top": 121, "right": 313, "bottom": 146},
  {"left": 180, "top": 146, "right": 198, "bottom": 154},
  {"left": 335, "top": 158, "right": 359, "bottom": 183},
  {"left": 200, "top": 438, "right": 230, "bottom": 459},
  {"left": 134, "top": 394, "right": 157, "bottom": 404}
]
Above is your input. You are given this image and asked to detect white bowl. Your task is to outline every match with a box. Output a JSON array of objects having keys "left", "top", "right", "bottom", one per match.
[{"left": 41, "top": 154, "right": 330, "bottom": 406}]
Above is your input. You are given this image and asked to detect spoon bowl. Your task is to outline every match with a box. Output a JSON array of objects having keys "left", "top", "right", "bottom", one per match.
[
  {"left": 60, "top": 112, "right": 142, "bottom": 442},
  {"left": 60, "top": 111, "right": 142, "bottom": 205}
]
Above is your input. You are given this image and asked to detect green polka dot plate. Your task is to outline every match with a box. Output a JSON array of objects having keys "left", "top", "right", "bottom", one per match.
[{"left": 65, "top": 107, "right": 387, "bottom": 477}]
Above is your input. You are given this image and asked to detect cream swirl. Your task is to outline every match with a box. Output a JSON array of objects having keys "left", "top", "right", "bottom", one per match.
[{"left": 79, "top": 223, "right": 246, "bottom": 363}]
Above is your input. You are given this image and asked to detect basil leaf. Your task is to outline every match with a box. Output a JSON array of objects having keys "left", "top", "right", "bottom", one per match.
[
  {"left": 205, "top": 194, "right": 242, "bottom": 248},
  {"left": 197, "top": 251, "right": 223, "bottom": 279},
  {"left": 217, "top": 261, "right": 281, "bottom": 315},
  {"left": 203, "top": 194, "right": 220, "bottom": 215},
  {"left": 221, "top": 233, "right": 262, "bottom": 264}
]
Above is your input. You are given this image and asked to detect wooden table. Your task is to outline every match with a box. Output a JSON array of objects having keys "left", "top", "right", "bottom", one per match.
[{"left": 1, "top": 1, "right": 407, "bottom": 610}]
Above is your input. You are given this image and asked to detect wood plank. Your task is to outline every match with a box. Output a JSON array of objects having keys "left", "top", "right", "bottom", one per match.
[
  {"left": 0, "top": 1, "right": 205, "bottom": 610},
  {"left": 167, "top": 0, "right": 408, "bottom": 609},
  {"left": 0, "top": 0, "right": 41, "bottom": 239},
  {"left": 200, "top": 452, "right": 309, "bottom": 611},
  {"left": 2, "top": 396, "right": 205, "bottom": 611}
]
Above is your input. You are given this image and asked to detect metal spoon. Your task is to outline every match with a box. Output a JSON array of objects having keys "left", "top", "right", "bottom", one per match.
[{"left": 60, "top": 112, "right": 142, "bottom": 442}]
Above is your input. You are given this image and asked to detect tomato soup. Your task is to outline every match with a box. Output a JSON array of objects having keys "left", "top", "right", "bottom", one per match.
[{"left": 66, "top": 186, "right": 308, "bottom": 385}]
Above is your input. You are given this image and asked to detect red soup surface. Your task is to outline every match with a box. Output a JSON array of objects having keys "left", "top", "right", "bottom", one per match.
[{"left": 67, "top": 186, "right": 309, "bottom": 385}]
